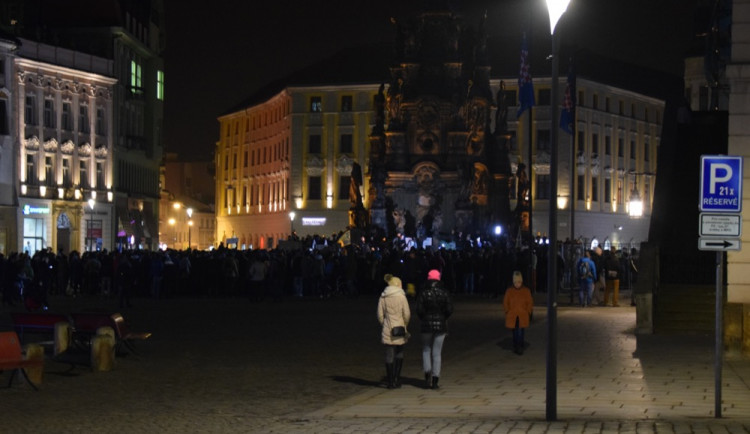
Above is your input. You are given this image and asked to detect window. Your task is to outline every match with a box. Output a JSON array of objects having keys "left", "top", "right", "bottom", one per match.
[
  {"left": 591, "top": 177, "right": 598, "bottom": 202},
  {"left": 617, "top": 180, "right": 623, "bottom": 204},
  {"left": 309, "top": 134, "right": 321, "bottom": 154},
  {"left": 62, "top": 158, "right": 71, "bottom": 186},
  {"left": 80, "top": 160, "right": 88, "bottom": 187},
  {"left": 78, "top": 105, "right": 89, "bottom": 133},
  {"left": 617, "top": 138, "right": 624, "bottom": 157},
  {"left": 341, "top": 95, "right": 352, "bottom": 112},
  {"left": 593, "top": 94, "right": 599, "bottom": 110},
  {"left": 591, "top": 134, "right": 599, "bottom": 157},
  {"left": 537, "top": 89, "right": 551, "bottom": 105},
  {"left": 605, "top": 97, "right": 610, "bottom": 112},
  {"left": 62, "top": 102, "right": 72, "bottom": 130},
  {"left": 577, "top": 175, "right": 585, "bottom": 201},
  {"left": 243, "top": 151, "right": 248, "bottom": 168},
  {"left": 43, "top": 99, "right": 55, "bottom": 128},
  {"left": 340, "top": 134, "right": 353, "bottom": 154},
  {"left": 604, "top": 178, "right": 611, "bottom": 203},
  {"left": 577, "top": 90, "right": 584, "bottom": 107},
  {"left": 233, "top": 153, "right": 237, "bottom": 169},
  {"left": 618, "top": 100, "right": 624, "bottom": 115},
  {"left": 45, "top": 156, "right": 53, "bottom": 185},
  {"left": 504, "top": 89, "right": 517, "bottom": 105},
  {"left": 310, "top": 96, "right": 322, "bottom": 112},
  {"left": 25, "top": 96, "right": 36, "bottom": 125},
  {"left": 537, "top": 129, "right": 550, "bottom": 152},
  {"left": 536, "top": 174, "right": 550, "bottom": 200},
  {"left": 0, "top": 98, "right": 7, "bottom": 134},
  {"left": 26, "top": 155, "right": 35, "bottom": 183},
  {"left": 156, "top": 70, "right": 165, "bottom": 100},
  {"left": 23, "top": 218, "right": 46, "bottom": 255},
  {"left": 96, "top": 108, "right": 105, "bottom": 135},
  {"left": 130, "top": 60, "right": 142, "bottom": 94},
  {"left": 605, "top": 136, "right": 611, "bottom": 156},
  {"left": 96, "top": 162, "right": 104, "bottom": 187},
  {"left": 242, "top": 186, "right": 247, "bottom": 207},
  {"left": 308, "top": 176, "right": 321, "bottom": 200},
  {"left": 630, "top": 140, "right": 636, "bottom": 159},
  {"left": 338, "top": 175, "right": 349, "bottom": 200}
]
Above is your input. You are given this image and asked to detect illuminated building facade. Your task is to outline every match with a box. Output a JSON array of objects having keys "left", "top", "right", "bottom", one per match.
[
  {"left": 215, "top": 72, "right": 662, "bottom": 250},
  {"left": 0, "top": 36, "right": 116, "bottom": 254},
  {"left": 216, "top": 84, "right": 378, "bottom": 249}
]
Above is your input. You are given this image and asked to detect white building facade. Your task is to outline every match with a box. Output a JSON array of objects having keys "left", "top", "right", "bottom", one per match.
[{"left": 0, "top": 36, "right": 116, "bottom": 254}]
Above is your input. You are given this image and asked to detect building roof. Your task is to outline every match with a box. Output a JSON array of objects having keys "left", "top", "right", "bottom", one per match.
[{"left": 226, "top": 40, "right": 680, "bottom": 116}]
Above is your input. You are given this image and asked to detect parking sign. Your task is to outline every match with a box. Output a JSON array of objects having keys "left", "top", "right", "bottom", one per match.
[{"left": 700, "top": 155, "right": 743, "bottom": 212}]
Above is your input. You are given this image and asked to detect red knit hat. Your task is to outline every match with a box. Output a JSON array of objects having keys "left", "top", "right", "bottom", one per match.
[{"left": 427, "top": 269, "right": 441, "bottom": 280}]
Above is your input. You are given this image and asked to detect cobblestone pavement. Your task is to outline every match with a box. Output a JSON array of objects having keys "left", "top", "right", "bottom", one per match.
[{"left": 1, "top": 291, "right": 749, "bottom": 433}]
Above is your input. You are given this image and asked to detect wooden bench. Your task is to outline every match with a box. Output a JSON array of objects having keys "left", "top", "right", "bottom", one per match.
[
  {"left": 70, "top": 312, "right": 151, "bottom": 354},
  {"left": 0, "top": 331, "right": 44, "bottom": 390},
  {"left": 10, "top": 312, "right": 71, "bottom": 341}
]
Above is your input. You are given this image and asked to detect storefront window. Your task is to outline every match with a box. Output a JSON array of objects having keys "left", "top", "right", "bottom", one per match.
[{"left": 23, "top": 217, "right": 46, "bottom": 254}]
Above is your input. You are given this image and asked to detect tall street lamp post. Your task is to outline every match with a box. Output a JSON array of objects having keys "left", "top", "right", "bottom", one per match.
[
  {"left": 545, "top": 0, "right": 570, "bottom": 422},
  {"left": 87, "top": 198, "right": 95, "bottom": 251},
  {"left": 186, "top": 207, "right": 193, "bottom": 250},
  {"left": 289, "top": 211, "right": 296, "bottom": 237}
]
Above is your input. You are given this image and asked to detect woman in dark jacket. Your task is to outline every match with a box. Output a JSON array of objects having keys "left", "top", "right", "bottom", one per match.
[{"left": 416, "top": 269, "right": 453, "bottom": 389}]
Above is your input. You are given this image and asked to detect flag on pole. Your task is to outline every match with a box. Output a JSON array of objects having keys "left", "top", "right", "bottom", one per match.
[
  {"left": 517, "top": 33, "right": 535, "bottom": 117},
  {"left": 337, "top": 229, "right": 351, "bottom": 247},
  {"left": 560, "top": 57, "right": 576, "bottom": 134}
]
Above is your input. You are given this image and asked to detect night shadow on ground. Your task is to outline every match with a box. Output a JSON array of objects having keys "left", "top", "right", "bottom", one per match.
[{"left": 330, "top": 375, "right": 430, "bottom": 389}]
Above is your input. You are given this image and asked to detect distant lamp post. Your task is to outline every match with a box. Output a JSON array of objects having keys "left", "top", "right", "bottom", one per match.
[
  {"left": 545, "top": 0, "right": 571, "bottom": 422},
  {"left": 86, "top": 198, "right": 96, "bottom": 251},
  {"left": 168, "top": 217, "right": 176, "bottom": 248},
  {"left": 186, "top": 207, "right": 193, "bottom": 249},
  {"left": 289, "top": 211, "right": 296, "bottom": 236}
]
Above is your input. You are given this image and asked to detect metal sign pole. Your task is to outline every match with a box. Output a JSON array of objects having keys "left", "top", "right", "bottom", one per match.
[{"left": 715, "top": 251, "right": 723, "bottom": 418}]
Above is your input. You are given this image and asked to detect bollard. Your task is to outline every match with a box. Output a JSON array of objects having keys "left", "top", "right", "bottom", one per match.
[
  {"left": 54, "top": 321, "right": 71, "bottom": 356},
  {"left": 91, "top": 326, "right": 115, "bottom": 372},
  {"left": 23, "top": 343, "right": 44, "bottom": 387}
]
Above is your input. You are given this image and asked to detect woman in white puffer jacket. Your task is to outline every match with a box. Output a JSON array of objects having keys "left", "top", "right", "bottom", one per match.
[{"left": 377, "top": 274, "right": 411, "bottom": 389}]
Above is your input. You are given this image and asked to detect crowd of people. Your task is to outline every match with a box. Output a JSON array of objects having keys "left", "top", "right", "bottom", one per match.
[{"left": 0, "top": 233, "right": 638, "bottom": 312}]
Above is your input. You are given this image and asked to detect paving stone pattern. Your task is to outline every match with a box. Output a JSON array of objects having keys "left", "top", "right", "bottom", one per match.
[{"left": 1, "top": 292, "right": 748, "bottom": 433}]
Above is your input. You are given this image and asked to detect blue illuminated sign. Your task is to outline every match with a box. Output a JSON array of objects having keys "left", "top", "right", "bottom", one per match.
[{"left": 700, "top": 155, "right": 743, "bottom": 213}]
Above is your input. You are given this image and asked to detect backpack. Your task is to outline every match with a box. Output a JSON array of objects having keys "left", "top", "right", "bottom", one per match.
[{"left": 577, "top": 260, "right": 592, "bottom": 279}]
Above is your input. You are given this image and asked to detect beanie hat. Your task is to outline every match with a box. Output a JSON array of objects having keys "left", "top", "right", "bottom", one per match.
[{"left": 427, "top": 269, "right": 441, "bottom": 281}]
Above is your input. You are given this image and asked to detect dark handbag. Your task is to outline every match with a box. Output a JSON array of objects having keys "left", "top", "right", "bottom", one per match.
[{"left": 391, "top": 326, "right": 406, "bottom": 337}]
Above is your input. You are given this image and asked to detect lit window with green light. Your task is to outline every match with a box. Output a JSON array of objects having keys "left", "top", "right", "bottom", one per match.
[{"left": 157, "top": 70, "right": 165, "bottom": 100}]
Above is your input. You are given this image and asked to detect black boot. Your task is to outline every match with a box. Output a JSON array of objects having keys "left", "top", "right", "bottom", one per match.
[
  {"left": 393, "top": 359, "right": 403, "bottom": 388},
  {"left": 424, "top": 372, "right": 432, "bottom": 389},
  {"left": 385, "top": 363, "right": 396, "bottom": 389},
  {"left": 431, "top": 376, "right": 440, "bottom": 389}
]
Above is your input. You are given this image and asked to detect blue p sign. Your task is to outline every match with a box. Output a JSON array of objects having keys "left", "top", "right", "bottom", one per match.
[{"left": 700, "top": 155, "right": 743, "bottom": 212}]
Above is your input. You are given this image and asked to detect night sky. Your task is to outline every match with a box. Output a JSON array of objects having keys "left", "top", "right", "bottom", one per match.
[{"left": 163, "top": 0, "right": 700, "bottom": 161}]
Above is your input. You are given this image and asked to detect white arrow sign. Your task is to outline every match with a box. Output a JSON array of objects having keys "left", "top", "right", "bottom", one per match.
[{"left": 698, "top": 238, "right": 741, "bottom": 251}]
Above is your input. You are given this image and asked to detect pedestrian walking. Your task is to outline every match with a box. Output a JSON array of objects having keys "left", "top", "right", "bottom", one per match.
[
  {"left": 377, "top": 274, "right": 410, "bottom": 389},
  {"left": 416, "top": 269, "right": 453, "bottom": 389},
  {"left": 503, "top": 271, "right": 534, "bottom": 355},
  {"left": 576, "top": 250, "right": 597, "bottom": 307},
  {"left": 603, "top": 248, "right": 622, "bottom": 307},
  {"left": 592, "top": 247, "right": 605, "bottom": 305}
]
